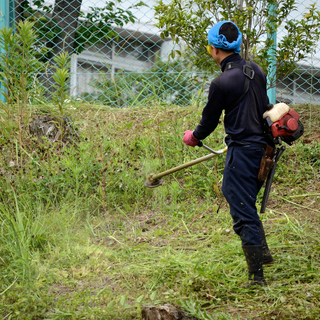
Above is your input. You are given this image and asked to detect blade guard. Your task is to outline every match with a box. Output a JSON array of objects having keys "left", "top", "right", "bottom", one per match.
[{"left": 144, "top": 173, "right": 163, "bottom": 188}]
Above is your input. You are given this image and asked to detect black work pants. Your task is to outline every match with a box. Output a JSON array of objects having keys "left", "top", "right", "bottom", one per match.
[{"left": 222, "top": 143, "right": 264, "bottom": 246}]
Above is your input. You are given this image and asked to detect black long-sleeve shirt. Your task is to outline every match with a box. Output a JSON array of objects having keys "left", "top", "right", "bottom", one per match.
[{"left": 193, "top": 54, "right": 269, "bottom": 146}]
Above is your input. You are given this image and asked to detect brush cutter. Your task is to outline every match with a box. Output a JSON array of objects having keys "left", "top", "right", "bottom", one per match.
[
  {"left": 144, "top": 140, "right": 285, "bottom": 215},
  {"left": 144, "top": 142, "right": 228, "bottom": 188}
]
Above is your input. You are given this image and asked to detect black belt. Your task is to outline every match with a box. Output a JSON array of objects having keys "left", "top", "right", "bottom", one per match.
[{"left": 229, "top": 140, "right": 266, "bottom": 150}]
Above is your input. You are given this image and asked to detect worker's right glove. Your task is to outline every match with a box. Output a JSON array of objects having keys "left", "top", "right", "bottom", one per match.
[{"left": 183, "top": 130, "right": 199, "bottom": 147}]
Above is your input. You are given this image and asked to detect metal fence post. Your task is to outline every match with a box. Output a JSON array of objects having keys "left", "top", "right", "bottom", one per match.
[
  {"left": 267, "top": 3, "right": 277, "bottom": 105},
  {"left": 0, "top": 0, "right": 14, "bottom": 103},
  {"left": 0, "top": 1, "right": 8, "bottom": 102}
]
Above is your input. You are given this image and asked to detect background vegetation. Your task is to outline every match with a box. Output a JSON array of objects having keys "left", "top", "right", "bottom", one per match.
[
  {"left": 88, "top": 59, "right": 202, "bottom": 107},
  {"left": 155, "top": 0, "right": 320, "bottom": 84}
]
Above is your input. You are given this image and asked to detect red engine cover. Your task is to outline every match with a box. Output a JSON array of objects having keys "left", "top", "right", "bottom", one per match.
[{"left": 270, "top": 109, "right": 300, "bottom": 138}]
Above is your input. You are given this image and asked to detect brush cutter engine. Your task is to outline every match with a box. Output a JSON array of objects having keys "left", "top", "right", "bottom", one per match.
[{"left": 263, "top": 103, "right": 304, "bottom": 145}]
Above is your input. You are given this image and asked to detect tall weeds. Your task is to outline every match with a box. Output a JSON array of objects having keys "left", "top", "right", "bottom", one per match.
[
  {"left": 0, "top": 21, "right": 42, "bottom": 145},
  {"left": 0, "top": 192, "right": 34, "bottom": 286}
]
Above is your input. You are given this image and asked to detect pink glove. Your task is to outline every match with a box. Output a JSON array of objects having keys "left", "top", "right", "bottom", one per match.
[{"left": 183, "top": 130, "right": 199, "bottom": 147}]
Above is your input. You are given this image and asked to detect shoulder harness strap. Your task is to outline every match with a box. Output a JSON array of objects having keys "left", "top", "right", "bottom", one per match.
[{"left": 224, "top": 60, "right": 266, "bottom": 110}]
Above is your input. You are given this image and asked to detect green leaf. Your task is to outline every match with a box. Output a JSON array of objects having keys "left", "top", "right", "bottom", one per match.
[
  {"left": 150, "top": 291, "right": 157, "bottom": 301},
  {"left": 120, "top": 294, "right": 127, "bottom": 306},
  {"left": 107, "top": 300, "right": 115, "bottom": 308},
  {"left": 143, "top": 119, "right": 154, "bottom": 125}
]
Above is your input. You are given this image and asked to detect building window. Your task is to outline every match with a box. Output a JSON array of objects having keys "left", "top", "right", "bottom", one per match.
[{"left": 115, "top": 39, "right": 157, "bottom": 62}]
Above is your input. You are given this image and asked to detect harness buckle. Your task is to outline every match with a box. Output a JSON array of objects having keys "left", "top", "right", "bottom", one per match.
[
  {"left": 226, "top": 62, "right": 234, "bottom": 70},
  {"left": 243, "top": 65, "right": 255, "bottom": 79}
]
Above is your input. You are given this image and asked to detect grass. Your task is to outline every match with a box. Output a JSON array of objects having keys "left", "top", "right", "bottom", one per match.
[{"left": 0, "top": 102, "right": 319, "bottom": 319}]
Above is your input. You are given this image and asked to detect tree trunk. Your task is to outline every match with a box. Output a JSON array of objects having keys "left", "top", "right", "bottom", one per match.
[
  {"left": 51, "top": 0, "right": 82, "bottom": 55},
  {"left": 141, "top": 304, "right": 198, "bottom": 320},
  {"left": 40, "top": 0, "right": 82, "bottom": 96},
  {"left": 29, "top": 115, "right": 79, "bottom": 144},
  {"left": 15, "top": 0, "right": 28, "bottom": 23}
]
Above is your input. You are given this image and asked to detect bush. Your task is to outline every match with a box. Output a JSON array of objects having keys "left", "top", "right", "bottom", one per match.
[{"left": 88, "top": 59, "right": 204, "bottom": 107}]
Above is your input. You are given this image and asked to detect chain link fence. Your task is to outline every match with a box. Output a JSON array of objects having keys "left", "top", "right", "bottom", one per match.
[
  {"left": 2, "top": 0, "right": 320, "bottom": 106},
  {"left": 276, "top": 1, "right": 320, "bottom": 105}
]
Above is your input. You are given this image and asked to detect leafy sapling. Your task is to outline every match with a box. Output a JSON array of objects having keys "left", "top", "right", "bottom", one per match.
[{"left": 51, "top": 51, "right": 71, "bottom": 116}]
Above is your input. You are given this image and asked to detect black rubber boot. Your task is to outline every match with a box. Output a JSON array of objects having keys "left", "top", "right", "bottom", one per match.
[
  {"left": 260, "top": 221, "right": 274, "bottom": 265},
  {"left": 242, "top": 245, "right": 267, "bottom": 286}
]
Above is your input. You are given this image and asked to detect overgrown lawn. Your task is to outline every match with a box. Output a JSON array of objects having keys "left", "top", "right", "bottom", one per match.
[{"left": 0, "top": 103, "right": 319, "bottom": 319}]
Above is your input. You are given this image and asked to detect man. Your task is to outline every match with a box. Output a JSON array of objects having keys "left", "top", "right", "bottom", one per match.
[{"left": 182, "top": 21, "right": 273, "bottom": 286}]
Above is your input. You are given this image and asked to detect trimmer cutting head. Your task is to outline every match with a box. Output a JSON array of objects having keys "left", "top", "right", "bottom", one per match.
[{"left": 144, "top": 173, "right": 163, "bottom": 188}]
